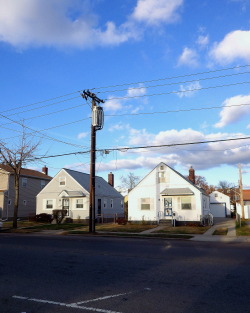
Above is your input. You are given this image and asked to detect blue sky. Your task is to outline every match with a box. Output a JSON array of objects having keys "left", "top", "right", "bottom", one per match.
[{"left": 1, "top": 0, "right": 250, "bottom": 189}]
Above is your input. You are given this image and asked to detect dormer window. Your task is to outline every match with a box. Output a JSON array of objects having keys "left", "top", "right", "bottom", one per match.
[{"left": 59, "top": 177, "right": 66, "bottom": 186}]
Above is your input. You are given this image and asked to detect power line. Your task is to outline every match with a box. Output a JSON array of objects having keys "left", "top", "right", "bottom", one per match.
[
  {"left": 106, "top": 102, "right": 250, "bottom": 117},
  {"left": 95, "top": 70, "right": 250, "bottom": 94},
  {"left": 27, "top": 135, "right": 250, "bottom": 161},
  {"left": 0, "top": 113, "right": 87, "bottom": 148},
  {"left": 93, "top": 64, "right": 250, "bottom": 91},
  {"left": 2, "top": 64, "right": 250, "bottom": 115},
  {"left": 104, "top": 81, "right": 250, "bottom": 102}
]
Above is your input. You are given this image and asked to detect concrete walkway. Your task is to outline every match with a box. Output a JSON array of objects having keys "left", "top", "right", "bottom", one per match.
[{"left": 140, "top": 218, "right": 250, "bottom": 242}]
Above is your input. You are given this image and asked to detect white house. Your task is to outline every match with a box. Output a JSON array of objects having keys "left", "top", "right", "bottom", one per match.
[
  {"left": 36, "top": 169, "right": 124, "bottom": 221},
  {"left": 128, "top": 163, "right": 210, "bottom": 224},
  {"left": 209, "top": 191, "right": 231, "bottom": 217}
]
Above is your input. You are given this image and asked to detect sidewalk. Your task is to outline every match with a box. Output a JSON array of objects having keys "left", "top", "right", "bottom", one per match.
[{"left": 140, "top": 218, "right": 250, "bottom": 242}]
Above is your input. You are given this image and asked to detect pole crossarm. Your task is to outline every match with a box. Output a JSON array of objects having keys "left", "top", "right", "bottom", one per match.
[{"left": 81, "top": 90, "right": 104, "bottom": 104}]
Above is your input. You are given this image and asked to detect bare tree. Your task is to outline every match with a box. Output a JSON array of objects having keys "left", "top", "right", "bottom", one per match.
[
  {"left": 0, "top": 131, "right": 39, "bottom": 228},
  {"left": 120, "top": 172, "right": 140, "bottom": 191},
  {"left": 195, "top": 175, "right": 216, "bottom": 195}
]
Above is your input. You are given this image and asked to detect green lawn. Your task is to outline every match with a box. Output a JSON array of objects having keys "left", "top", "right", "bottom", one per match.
[
  {"left": 153, "top": 225, "right": 210, "bottom": 235},
  {"left": 213, "top": 227, "right": 228, "bottom": 235},
  {"left": 236, "top": 221, "right": 250, "bottom": 236}
]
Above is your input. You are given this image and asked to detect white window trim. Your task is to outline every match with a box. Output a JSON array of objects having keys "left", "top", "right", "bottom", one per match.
[
  {"left": 141, "top": 198, "right": 151, "bottom": 210},
  {"left": 75, "top": 198, "right": 84, "bottom": 209},
  {"left": 45, "top": 199, "right": 54, "bottom": 210},
  {"left": 59, "top": 177, "right": 66, "bottom": 186}
]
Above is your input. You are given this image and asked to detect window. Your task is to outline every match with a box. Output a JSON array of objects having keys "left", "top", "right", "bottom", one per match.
[
  {"left": 59, "top": 177, "right": 66, "bottom": 186},
  {"left": 160, "top": 165, "right": 164, "bottom": 171},
  {"left": 46, "top": 200, "right": 53, "bottom": 209},
  {"left": 158, "top": 172, "right": 166, "bottom": 183},
  {"left": 41, "top": 180, "right": 46, "bottom": 189},
  {"left": 103, "top": 199, "right": 107, "bottom": 208},
  {"left": 23, "top": 200, "right": 27, "bottom": 206},
  {"left": 76, "top": 199, "right": 83, "bottom": 209},
  {"left": 110, "top": 199, "right": 113, "bottom": 208},
  {"left": 141, "top": 198, "right": 150, "bottom": 210},
  {"left": 121, "top": 200, "right": 124, "bottom": 208},
  {"left": 181, "top": 197, "right": 192, "bottom": 210},
  {"left": 214, "top": 193, "right": 218, "bottom": 197},
  {"left": 22, "top": 178, "right": 27, "bottom": 187},
  {"left": 8, "top": 199, "right": 11, "bottom": 206}
]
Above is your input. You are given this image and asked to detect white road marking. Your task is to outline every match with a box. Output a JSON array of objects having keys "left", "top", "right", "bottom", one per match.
[
  {"left": 13, "top": 295, "right": 123, "bottom": 313},
  {"left": 72, "top": 292, "right": 132, "bottom": 305}
]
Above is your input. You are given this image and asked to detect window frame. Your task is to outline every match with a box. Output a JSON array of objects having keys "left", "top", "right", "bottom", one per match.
[
  {"left": 181, "top": 196, "right": 192, "bottom": 210},
  {"left": 59, "top": 177, "right": 66, "bottom": 186},
  {"left": 141, "top": 198, "right": 151, "bottom": 210},
  {"left": 22, "top": 177, "right": 27, "bottom": 187},
  {"left": 45, "top": 199, "right": 54, "bottom": 209},
  {"left": 76, "top": 198, "right": 84, "bottom": 209}
]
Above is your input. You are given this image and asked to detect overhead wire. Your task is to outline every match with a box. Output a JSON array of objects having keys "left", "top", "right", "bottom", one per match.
[
  {"left": 26, "top": 135, "right": 250, "bottom": 161},
  {"left": 2, "top": 63, "right": 250, "bottom": 115}
]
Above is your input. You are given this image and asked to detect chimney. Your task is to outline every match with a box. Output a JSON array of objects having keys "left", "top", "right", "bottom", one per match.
[
  {"left": 108, "top": 172, "right": 114, "bottom": 187},
  {"left": 188, "top": 166, "right": 195, "bottom": 184},
  {"left": 42, "top": 166, "right": 48, "bottom": 176}
]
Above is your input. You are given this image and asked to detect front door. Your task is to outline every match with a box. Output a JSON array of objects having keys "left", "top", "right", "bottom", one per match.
[
  {"left": 97, "top": 199, "right": 102, "bottom": 216},
  {"left": 62, "top": 198, "right": 69, "bottom": 216},
  {"left": 164, "top": 197, "right": 172, "bottom": 217}
]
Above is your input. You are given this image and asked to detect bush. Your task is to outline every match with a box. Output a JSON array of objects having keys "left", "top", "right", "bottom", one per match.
[
  {"left": 35, "top": 213, "right": 53, "bottom": 223},
  {"left": 117, "top": 217, "right": 127, "bottom": 225}
]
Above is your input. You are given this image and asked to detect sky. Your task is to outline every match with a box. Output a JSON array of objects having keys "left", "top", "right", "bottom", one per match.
[{"left": 1, "top": 0, "right": 250, "bottom": 190}]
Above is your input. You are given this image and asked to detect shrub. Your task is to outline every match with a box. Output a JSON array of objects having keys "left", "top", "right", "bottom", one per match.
[
  {"left": 117, "top": 217, "right": 127, "bottom": 225},
  {"left": 35, "top": 213, "right": 53, "bottom": 223}
]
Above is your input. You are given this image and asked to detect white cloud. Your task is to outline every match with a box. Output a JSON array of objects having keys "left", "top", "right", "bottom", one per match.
[
  {"left": 196, "top": 35, "right": 209, "bottom": 47},
  {"left": 104, "top": 97, "right": 123, "bottom": 112},
  {"left": 177, "top": 47, "right": 199, "bottom": 67},
  {"left": 127, "top": 84, "right": 147, "bottom": 98},
  {"left": 0, "top": 0, "right": 183, "bottom": 49},
  {"left": 77, "top": 132, "right": 88, "bottom": 139},
  {"left": 132, "top": 0, "right": 183, "bottom": 25},
  {"left": 214, "top": 94, "right": 250, "bottom": 128},
  {"left": 177, "top": 81, "right": 201, "bottom": 98},
  {"left": 104, "top": 84, "right": 147, "bottom": 112},
  {"left": 108, "top": 123, "right": 130, "bottom": 132},
  {"left": 210, "top": 30, "right": 250, "bottom": 64}
]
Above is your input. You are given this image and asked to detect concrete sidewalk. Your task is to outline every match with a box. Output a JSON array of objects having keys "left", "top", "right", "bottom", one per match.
[{"left": 140, "top": 218, "right": 250, "bottom": 242}]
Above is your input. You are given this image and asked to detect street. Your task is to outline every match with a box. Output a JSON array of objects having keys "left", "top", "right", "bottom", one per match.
[{"left": 1, "top": 234, "right": 250, "bottom": 313}]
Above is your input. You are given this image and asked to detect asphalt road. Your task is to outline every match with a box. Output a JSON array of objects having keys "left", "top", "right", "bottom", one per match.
[{"left": 1, "top": 234, "right": 250, "bottom": 313}]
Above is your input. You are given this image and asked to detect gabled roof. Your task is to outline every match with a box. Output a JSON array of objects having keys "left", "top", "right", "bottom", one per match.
[
  {"left": 63, "top": 168, "right": 123, "bottom": 198},
  {"left": 129, "top": 162, "right": 207, "bottom": 195},
  {"left": 0, "top": 164, "right": 52, "bottom": 180}
]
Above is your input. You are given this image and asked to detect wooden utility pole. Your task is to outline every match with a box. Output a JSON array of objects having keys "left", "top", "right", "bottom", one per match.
[
  {"left": 238, "top": 164, "right": 245, "bottom": 220},
  {"left": 81, "top": 90, "right": 104, "bottom": 233}
]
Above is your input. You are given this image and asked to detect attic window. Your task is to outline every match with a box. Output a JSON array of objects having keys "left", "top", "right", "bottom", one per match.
[
  {"left": 214, "top": 193, "right": 218, "bottom": 197},
  {"left": 160, "top": 165, "right": 164, "bottom": 171},
  {"left": 59, "top": 177, "right": 66, "bottom": 186}
]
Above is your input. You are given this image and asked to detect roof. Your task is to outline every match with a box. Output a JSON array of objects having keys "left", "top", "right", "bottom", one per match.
[
  {"left": 59, "top": 190, "right": 86, "bottom": 198},
  {"left": 63, "top": 168, "right": 123, "bottom": 198},
  {"left": 243, "top": 190, "right": 250, "bottom": 201},
  {"left": 0, "top": 163, "right": 52, "bottom": 180},
  {"left": 160, "top": 188, "right": 194, "bottom": 196},
  {"left": 129, "top": 162, "right": 207, "bottom": 195}
]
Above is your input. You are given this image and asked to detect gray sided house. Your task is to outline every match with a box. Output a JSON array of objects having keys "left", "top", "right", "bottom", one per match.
[
  {"left": 0, "top": 164, "right": 51, "bottom": 220},
  {"left": 128, "top": 163, "right": 210, "bottom": 224},
  {"left": 36, "top": 168, "right": 124, "bottom": 221}
]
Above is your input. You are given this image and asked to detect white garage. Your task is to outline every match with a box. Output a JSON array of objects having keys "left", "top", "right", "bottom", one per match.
[{"left": 210, "top": 203, "right": 226, "bottom": 217}]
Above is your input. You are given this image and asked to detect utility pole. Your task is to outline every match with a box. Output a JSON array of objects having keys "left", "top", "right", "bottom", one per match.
[
  {"left": 238, "top": 163, "right": 245, "bottom": 220},
  {"left": 81, "top": 90, "right": 104, "bottom": 233}
]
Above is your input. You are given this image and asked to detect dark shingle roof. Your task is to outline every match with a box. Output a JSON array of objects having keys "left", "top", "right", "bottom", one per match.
[
  {"left": 0, "top": 164, "right": 52, "bottom": 180},
  {"left": 63, "top": 168, "right": 123, "bottom": 198}
]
